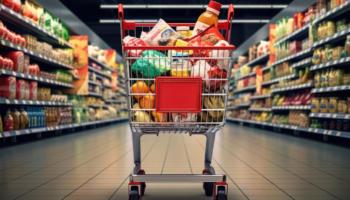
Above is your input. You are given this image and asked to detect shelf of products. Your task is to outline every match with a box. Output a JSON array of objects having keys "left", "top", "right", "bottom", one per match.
[
  {"left": 0, "top": 69, "right": 74, "bottom": 88},
  {"left": 0, "top": 4, "right": 73, "bottom": 48},
  {"left": 274, "top": 24, "right": 310, "bottom": 47},
  {"left": 272, "top": 83, "right": 314, "bottom": 93},
  {"left": 313, "top": 1, "right": 350, "bottom": 24},
  {"left": 88, "top": 104, "right": 108, "bottom": 108},
  {"left": 310, "top": 112, "right": 350, "bottom": 120},
  {"left": 291, "top": 58, "right": 313, "bottom": 69},
  {"left": 273, "top": 48, "right": 312, "bottom": 66},
  {"left": 87, "top": 92, "right": 103, "bottom": 97},
  {"left": 312, "top": 27, "right": 350, "bottom": 49},
  {"left": 0, "top": 117, "right": 128, "bottom": 138},
  {"left": 88, "top": 81, "right": 102, "bottom": 87},
  {"left": 312, "top": 85, "right": 350, "bottom": 93},
  {"left": 72, "top": 74, "right": 80, "bottom": 80},
  {"left": 250, "top": 94, "right": 272, "bottom": 100},
  {"left": 0, "top": 38, "right": 74, "bottom": 70},
  {"left": 227, "top": 117, "right": 350, "bottom": 139},
  {"left": 262, "top": 73, "right": 299, "bottom": 86},
  {"left": 234, "top": 85, "right": 256, "bottom": 93},
  {"left": 237, "top": 103, "right": 251, "bottom": 107},
  {"left": 105, "top": 99, "right": 127, "bottom": 104},
  {"left": 249, "top": 107, "right": 272, "bottom": 112},
  {"left": 89, "top": 56, "right": 115, "bottom": 73},
  {"left": 272, "top": 105, "right": 311, "bottom": 110},
  {"left": 0, "top": 98, "right": 73, "bottom": 106},
  {"left": 237, "top": 71, "right": 256, "bottom": 81},
  {"left": 310, "top": 56, "right": 350, "bottom": 71},
  {"left": 245, "top": 53, "right": 270, "bottom": 67},
  {"left": 88, "top": 66, "right": 112, "bottom": 78}
]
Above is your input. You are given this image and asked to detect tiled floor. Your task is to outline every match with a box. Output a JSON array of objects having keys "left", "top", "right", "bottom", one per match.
[{"left": 1, "top": 122, "right": 350, "bottom": 200}]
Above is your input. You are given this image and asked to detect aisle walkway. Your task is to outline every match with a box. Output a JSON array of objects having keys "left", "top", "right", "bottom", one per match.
[{"left": 1, "top": 122, "right": 350, "bottom": 200}]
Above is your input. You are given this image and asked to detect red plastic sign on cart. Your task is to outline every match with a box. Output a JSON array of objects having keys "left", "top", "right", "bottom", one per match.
[{"left": 155, "top": 77, "right": 202, "bottom": 113}]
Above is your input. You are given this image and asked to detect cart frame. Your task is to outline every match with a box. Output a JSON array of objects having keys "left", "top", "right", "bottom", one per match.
[{"left": 118, "top": 4, "right": 235, "bottom": 200}]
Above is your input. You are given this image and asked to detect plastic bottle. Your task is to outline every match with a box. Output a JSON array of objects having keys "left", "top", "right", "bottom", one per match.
[
  {"left": 4, "top": 109, "right": 14, "bottom": 131},
  {"left": 191, "top": 1, "right": 221, "bottom": 37}
]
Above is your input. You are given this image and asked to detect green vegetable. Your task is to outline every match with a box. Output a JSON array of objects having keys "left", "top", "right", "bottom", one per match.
[{"left": 131, "top": 50, "right": 171, "bottom": 78}]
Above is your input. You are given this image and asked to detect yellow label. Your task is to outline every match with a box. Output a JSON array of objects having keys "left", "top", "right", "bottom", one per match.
[{"left": 171, "top": 70, "right": 190, "bottom": 77}]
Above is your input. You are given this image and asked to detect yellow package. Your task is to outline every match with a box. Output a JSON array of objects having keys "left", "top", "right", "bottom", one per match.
[{"left": 175, "top": 39, "right": 193, "bottom": 55}]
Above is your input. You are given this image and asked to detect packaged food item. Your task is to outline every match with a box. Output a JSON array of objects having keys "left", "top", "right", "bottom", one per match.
[
  {"left": 191, "top": 1, "right": 221, "bottom": 37},
  {"left": 24, "top": 81, "right": 29, "bottom": 100},
  {"left": 2, "top": 51, "right": 24, "bottom": 72},
  {"left": 338, "top": 100, "right": 347, "bottom": 113},
  {"left": 158, "top": 32, "right": 188, "bottom": 46},
  {"left": 172, "top": 113, "right": 197, "bottom": 122},
  {"left": 123, "top": 36, "right": 148, "bottom": 58},
  {"left": 29, "top": 81, "right": 38, "bottom": 100},
  {"left": 152, "top": 111, "right": 168, "bottom": 123},
  {"left": 140, "top": 19, "right": 176, "bottom": 46},
  {"left": 314, "top": 71, "right": 321, "bottom": 87},
  {"left": 210, "top": 40, "right": 231, "bottom": 72},
  {"left": 203, "top": 95, "right": 224, "bottom": 118},
  {"left": 171, "top": 60, "right": 192, "bottom": 77},
  {"left": 19, "top": 107, "right": 29, "bottom": 129},
  {"left": 312, "top": 48, "right": 322, "bottom": 64},
  {"left": 11, "top": 108, "right": 21, "bottom": 130},
  {"left": 3, "top": 109, "right": 13, "bottom": 131},
  {"left": 177, "top": 26, "right": 190, "bottom": 37},
  {"left": 131, "top": 50, "right": 171, "bottom": 78},
  {"left": 327, "top": 21, "right": 335, "bottom": 37},
  {"left": 320, "top": 97, "right": 329, "bottom": 113},
  {"left": 16, "top": 79, "right": 26, "bottom": 99},
  {"left": 23, "top": 55, "right": 30, "bottom": 74},
  {"left": 329, "top": 97, "right": 338, "bottom": 113},
  {"left": 191, "top": 60, "right": 227, "bottom": 90},
  {"left": 0, "top": 76, "right": 16, "bottom": 99},
  {"left": 333, "top": 46, "right": 343, "bottom": 60},
  {"left": 345, "top": 34, "right": 350, "bottom": 56},
  {"left": 134, "top": 111, "right": 153, "bottom": 122},
  {"left": 325, "top": 44, "right": 333, "bottom": 62}
]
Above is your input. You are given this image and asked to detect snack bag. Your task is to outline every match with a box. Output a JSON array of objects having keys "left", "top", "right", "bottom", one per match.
[
  {"left": 203, "top": 95, "right": 225, "bottom": 118},
  {"left": 131, "top": 50, "right": 171, "bottom": 78},
  {"left": 172, "top": 113, "right": 197, "bottom": 123},
  {"left": 123, "top": 36, "right": 148, "bottom": 57},
  {"left": 191, "top": 25, "right": 225, "bottom": 46},
  {"left": 158, "top": 32, "right": 188, "bottom": 46},
  {"left": 210, "top": 40, "right": 231, "bottom": 72},
  {"left": 191, "top": 60, "right": 227, "bottom": 90},
  {"left": 141, "top": 19, "right": 176, "bottom": 46}
]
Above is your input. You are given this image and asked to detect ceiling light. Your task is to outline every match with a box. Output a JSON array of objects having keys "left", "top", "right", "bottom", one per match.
[{"left": 100, "top": 4, "right": 288, "bottom": 9}]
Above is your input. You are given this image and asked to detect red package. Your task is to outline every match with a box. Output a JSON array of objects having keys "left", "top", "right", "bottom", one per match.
[
  {"left": 29, "top": 81, "right": 37, "bottom": 100},
  {"left": 20, "top": 36, "right": 26, "bottom": 47},
  {"left": 2, "top": 51, "right": 24, "bottom": 72},
  {"left": 188, "top": 36, "right": 213, "bottom": 64},
  {"left": 3, "top": 58, "right": 10, "bottom": 69},
  {"left": 29, "top": 64, "right": 34, "bottom": 75},
  {"left": 8, "top": 31, "right": 14, "bottom": 43},
  {"left": 5, "top": 58, "right": 13, "bottom": 70},
  {"left": 13, "top": 0, "right": 21, "bottom": 13},
  {"left": 16, "top": 79, "right": 26, "bottom": 99},
  {"left": 0, "top": 76, "right": 16, "bottom": 99},
  {"left": 2, "top": 0, "right": 15, "bottom": 10},
  {"left": 0, "top": 56, "right": 3, "bottom": 68},
  {"left": 0, "top": 26, "right": 5, "bottom": 38},
  {"left": 191, "top": 60, "right": 227, "bottom": 90},
  {"left": 32, "top": 63, "right": 40, "bottom": 75},
  {"left": 23, "top": 55, "right": 29, "bottom": 74},
  {"left": 24, "top": 81, "right": 29, "bottom": 100},
  {"left": 123, "top": 36, "right": 148, "bottom": 57},
  {"left": 190, "top": 25, "right": 225, "bottom": 45}
]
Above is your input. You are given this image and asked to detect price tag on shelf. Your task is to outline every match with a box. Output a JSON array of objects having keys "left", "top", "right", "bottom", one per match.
[
  {"left": 49, "top": 102, "right": 52, "bottom": 105},
  {"left": 14, "top": 100, "right": 18, "bottom": 104},
  {"left": 315, "top": 129, "right": 318, "bottom": 132},
  {"left": 332, "top": 114, "right": 337, "bottom": 118},
  {"left": 326, "top": 37, "right": 329, "bottom": 42},
  {"left": 323, "top": 130, "right": 327, "bottom": 134},
  {"left": 23, "top": 101, "right": 26, "bottom": 105},
  {"left": 320, "top": 88, "right": 324, "bottom": 92},
  {"left": 23, "top": 49, "right": 27, "bottom": 53},
  {"left": 308, "top": 128, "right": 312, "bottom": 132},
  {"left": 20, "top": 74, "right": 24, "bottom": 78},
  {"left": 342, "top": 86, "right": 346, "bottom": 90},
  {"left": 347, "top": 57, "right": 350, "bottom": 62},
  {"left": 15, "top": 131, "right": 20, "bottom": 135},
  {"left": 29, "top": 101, "right": 33, "bottom": 105},
  {"left": 340, "top": 3, "right": 344, "bottom": 8},
  {"left": 39, "top": 54, "right": 42, "bottom": 58},
  {"left": 346, "top": 115, "right": 350, "bottom": 119},
  {"left": 311, "top": 113, "right": 314, "bottom": 117},
  {"left": 341, "top": 30, "right": 346, "bottom": 35},
  {"left": 17, "top": 46, "right": 21, "bottom": 50},
  {"left": 40, "top": 78, "right": 43, "bottom": 81},
  {"left": 34, "top": 77, "right": 38, "bottom": 80},
  {"left": 5, "top": 99, "right": 10, "bottom": 104},
  {"left": 9, "top": 43, "right": 14, "bottom": 48},
  {"left": 28, "top": 75, "right": 32, "bottom": 79},
  {"left": 336, "top": 132, "right": 341, "bottom": 136},
  {"left": 36, "top": 101, "right": 39, "bottom": 104},
  {"left": 12, "top": 71, "right": 16, "bottom": 76}
]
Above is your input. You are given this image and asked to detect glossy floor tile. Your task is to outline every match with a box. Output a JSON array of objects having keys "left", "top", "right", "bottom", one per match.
[{"left": 0, "top": 122, "right": 350, "bottom": 200}]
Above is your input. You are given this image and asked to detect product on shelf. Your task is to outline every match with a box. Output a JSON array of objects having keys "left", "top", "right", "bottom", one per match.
[
  {"left": 0, "top": 76, "right": 16, "bottom": 99},
  {"left": 2, "top": 51, "right": 24, "bottom": 72}
]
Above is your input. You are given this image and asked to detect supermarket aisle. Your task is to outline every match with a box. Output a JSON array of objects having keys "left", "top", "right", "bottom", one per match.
[{"left": 1, "top": 123, "right": 350, "bottom": 200}]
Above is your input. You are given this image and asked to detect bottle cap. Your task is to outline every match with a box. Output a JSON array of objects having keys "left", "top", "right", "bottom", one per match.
[{"left": 207, "top": 1, "right": 221, "bottom": 15}]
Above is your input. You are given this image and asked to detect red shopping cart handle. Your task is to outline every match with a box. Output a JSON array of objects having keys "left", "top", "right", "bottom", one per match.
[{"left": 118, "top": 4, "right": 124, "bottom": 21}]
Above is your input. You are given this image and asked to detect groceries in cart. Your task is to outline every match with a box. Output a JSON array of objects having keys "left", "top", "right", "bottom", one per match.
[{"left": 123, "top": 1, "right": 232, "bottom": 124}]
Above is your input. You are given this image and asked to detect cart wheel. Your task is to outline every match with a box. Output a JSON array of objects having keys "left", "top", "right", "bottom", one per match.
[
  {"left": 138, "top": 169, "right": 146, "bottom": 196},
  {"left": 129, "top": 186, "right": 140, "bottom": 200},
  {"left": 202, "top": 169, "right": 214, "bottom": 196},
  {"left": 204, "top": 182, "right": 214, "bottom": 196},
  {"left": 215, "top": 186, "right": 227, "bottom": 200}
]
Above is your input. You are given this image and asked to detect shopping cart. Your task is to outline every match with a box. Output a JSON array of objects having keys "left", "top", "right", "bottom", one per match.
[{"left": 118, "top": 4, "right": 235, "bottom": 200}]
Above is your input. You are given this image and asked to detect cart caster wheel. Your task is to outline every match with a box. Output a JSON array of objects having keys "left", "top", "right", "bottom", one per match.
[
  {"left": 202, "top": 169, "right": 214, "bottom": 196},
  {"left": 204, "top": 182, "right": 214, "bottom": 196},
  {"left": 129, "top": 186, "right": 140, "bottom": 200},
  {"left": 214, "top": 182, "right": 228, "bottom": 200},
  {"left": 138, "top": 169, "right": 146, "bottom": 196}
]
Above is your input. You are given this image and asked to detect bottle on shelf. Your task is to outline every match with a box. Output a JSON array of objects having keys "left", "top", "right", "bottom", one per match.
[{"left": 4, "top": 109, "right": 14, "bottom": 131}]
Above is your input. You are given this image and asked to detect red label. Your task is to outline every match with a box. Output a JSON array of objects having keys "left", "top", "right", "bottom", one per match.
[{"left": 4, "top": 118, "right": 13, "bottom": 131}]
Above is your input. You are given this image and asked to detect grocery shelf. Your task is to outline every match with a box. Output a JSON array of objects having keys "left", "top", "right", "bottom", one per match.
[
  {"left": 311, "top": 85, "right": 350, "bottom": 93},
  {"left": 228, "top": 97, "right": 235, "bottom": 101},
  {"left": 245, "top": 53, "right": 270, "bottom": 67},
  {"left": 234, "top": 85, "right": 256, "bottom": 93},
  {"left": 117, "top": 83, "right": 125, "bottom": 88},
  {"left": 237, "top": 103, "right": 251, "bottom": 107},
  {"left": 237, "top": 71, "right": 256, "bottom": 80},
  {"left": 310, "top": 56, "right": 350, "bottom": 71},
  {"left": 274, "top": 24, "right": 310, "bottom": 47},
  {"left": 272, "top": 105, "right": 311, "bottom": 111},
  {"left": 250, "top": 94, "right": 271, "bottom": 100},
  {"left": 312, "top": 27, "right": 350, "bottom": 49},
  {"left": 0, "top": 98, "right": 73, "bottom": 106},
  {"left": 88, "top": 104, "right": 108, "bottom": 108},
  {"left": 0, "top": 5, "right": 73, "bottom": 48},
  {"left": 89, "top": 56, "right": 116, "bottom": 72},
  {"left": 249, "top": 107, "right": 272, "bottom": 112},
  {"left": 105, "top": 99, "right": 127, "bottom": 104},
  {"left": 118, "top": 90, "right": 127, "bottom": 96},
  {"left": 226, "top": 117, "right": 350, "bottom": 139},
  {"left": 0, "top": 38, "right": 74, "bottom": 71},
  {"left": 313, "top": 1, "right": 350, "bottom": 24},
  {"left": 103, "top": 84, "right": 112, "bottom": 88},
  {"left": 309, "top": 112, "right": 350, "bottom": 120},
  {"left": 89, "top": 81, "right": 102, "bottom": 87},
  {"left": 262, "top": 73, "right": 299, "bottom": 86},
  {"left": 272, "top": 47, "right": 312, "bottom": 66},
  {"left": 262, "top": 66, "right": 271, "bottom": 71},
  {"left": 87, "top": 92, "right": 103, "bottom": 97},
  {"left": 291, "top": 57, "right": 313, "bottom": 69},
  {"left": 0, "top": 69, "right": 74, "bottom": 88},
  {"left": 0, "top": 117, "right": 128, "bottom": 138},
  {"left": 88, "top": 66, "right": 112, "bottom": 78},
  {"left": 272, "top": 82, "right": 314, "bottom": 93},
  {"left": 227, "top": 106, "right": 238, "bottom": 110}
]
